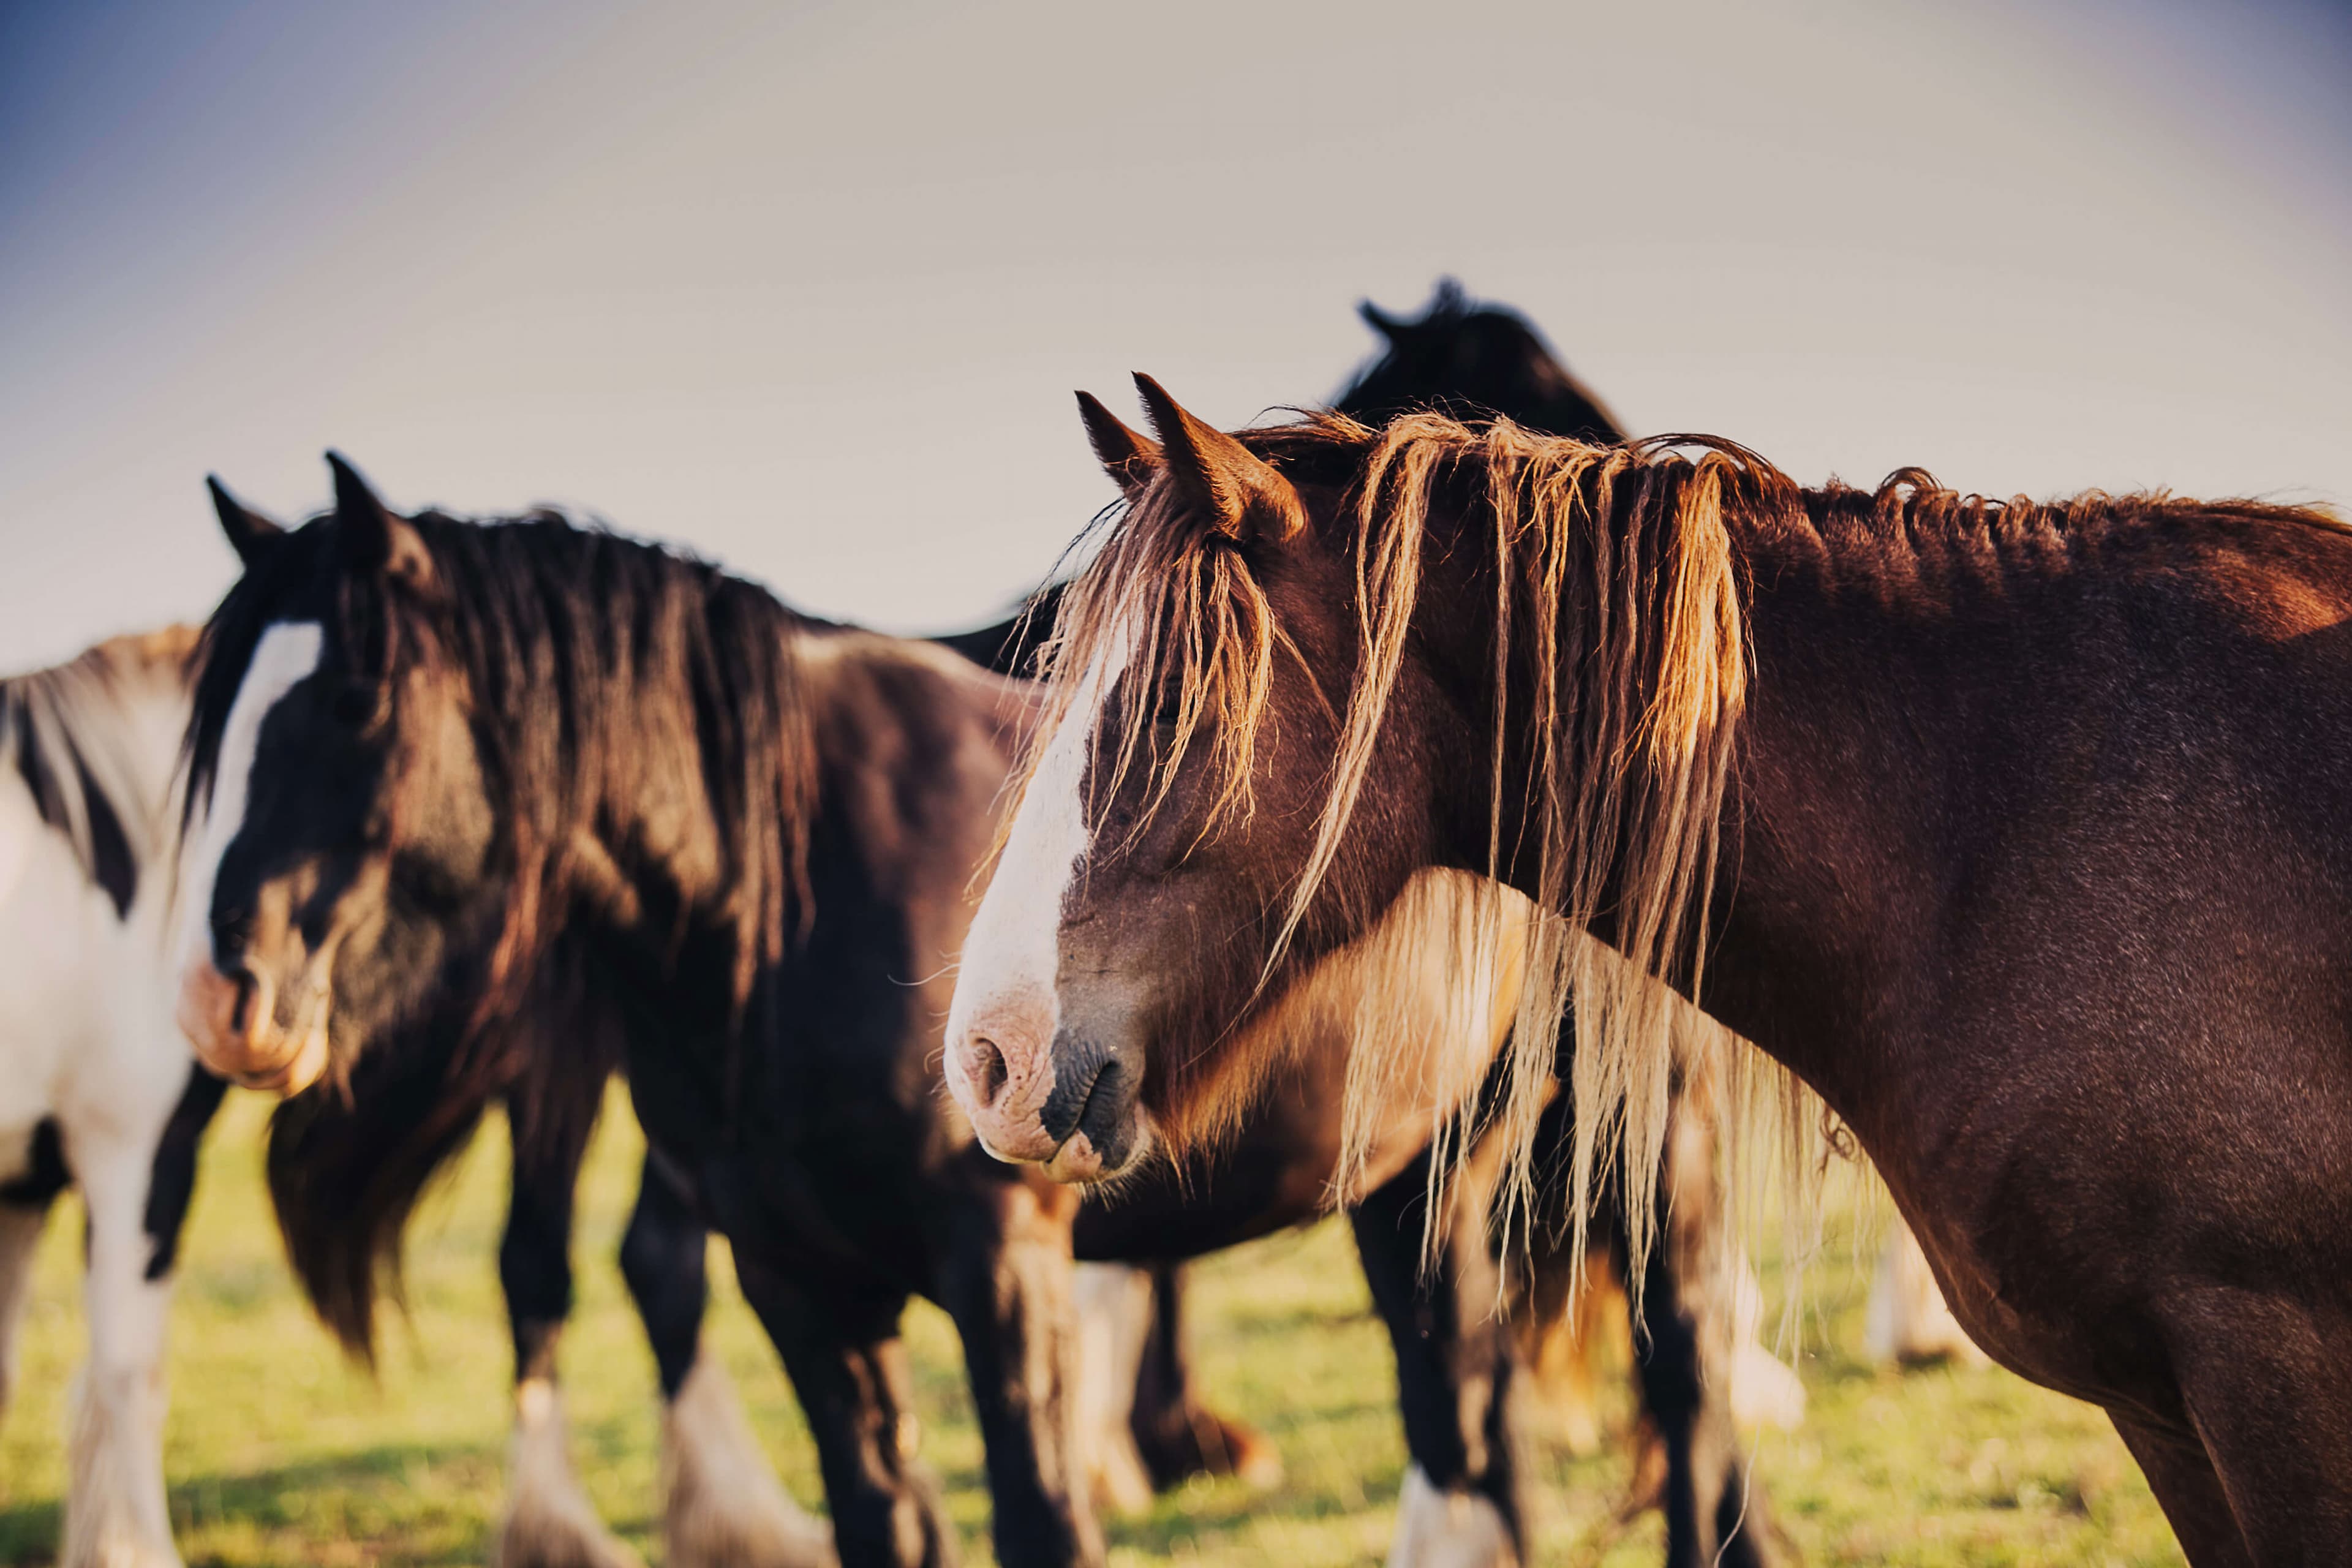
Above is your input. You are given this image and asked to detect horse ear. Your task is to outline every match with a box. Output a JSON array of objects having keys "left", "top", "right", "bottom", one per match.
[
  {"left": 326, "top": 452, "right": 435, "bottom": 594},
  {"left": 1076, "top": 391, "right": 1163, "bottom": 500},
  {"left": 206, "top": 476, "right": 285, "bottom": 565},
  {"left": 1359, "top": 300, "right": 1408, "bottom": 343},
  {"left": 1128, "top": 375, "right": 1304, "bottom": 544}
]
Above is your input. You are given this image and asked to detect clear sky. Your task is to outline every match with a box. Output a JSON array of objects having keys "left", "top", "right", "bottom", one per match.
[{"left": 3, "top": 0, "right": 2346, "bottom": 669}]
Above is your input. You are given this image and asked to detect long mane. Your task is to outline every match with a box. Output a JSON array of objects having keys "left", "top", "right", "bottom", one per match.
[
  {"left": 186, "top": 508, "right": 825, "bottom": 1354},
  {"left": 1035, "top": 412, "right": 1759, "bottom": 1263}
]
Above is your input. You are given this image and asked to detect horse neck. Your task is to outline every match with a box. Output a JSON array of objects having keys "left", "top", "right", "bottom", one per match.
[
  {"left": 1414, "top": 498, "right": 1983, "bottom": 1144},
  {"left": 1692, "top": 513, "right": 2037, "bottom": 1142}
]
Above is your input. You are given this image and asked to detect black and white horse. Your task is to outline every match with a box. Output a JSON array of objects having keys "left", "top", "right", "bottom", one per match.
[{"left": 0, "top": 627, "right": 226, "bottom": 1568}]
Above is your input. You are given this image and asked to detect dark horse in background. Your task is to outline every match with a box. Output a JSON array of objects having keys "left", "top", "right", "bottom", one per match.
[
  {"left": 946, "top": 371, "right": 2352, "bottom": 1566},
  {"left": 187, "top": 288, "right": 1785, "bottom": 1568}
]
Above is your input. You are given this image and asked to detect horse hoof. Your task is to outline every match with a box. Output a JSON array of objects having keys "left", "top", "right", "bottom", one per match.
[
  {"left": 663, "top": 1357, "right": 837, "bottom": 1568},
  {"left": 492, "top": 1511, "right": 646, "bottom": 1568},
  {"left": 1221, "top": 1419, "right": 1285, "bottom": 1491}
]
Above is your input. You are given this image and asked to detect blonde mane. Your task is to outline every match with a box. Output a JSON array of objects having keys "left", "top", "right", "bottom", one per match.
[{"left": 1023, "top": 410, "right": 1806, "bottom": 1278}]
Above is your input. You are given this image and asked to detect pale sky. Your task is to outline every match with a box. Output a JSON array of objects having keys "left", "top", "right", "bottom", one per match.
[{"left": 3, "top": 0, "right": 2346, "bottom": 670}]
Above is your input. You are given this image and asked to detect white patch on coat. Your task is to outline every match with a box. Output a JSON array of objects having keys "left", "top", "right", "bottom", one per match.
[
  {"left": 172, "top": 621, "right": 322, "bottom": 983},
  {"left": 1387, "top": 1465, "right": 1518, "bottom": 1568},
  {"left": 943, "top": 622, "right": 1133, "bottom": 1150},
  {"left": 496, "top": 1376, "right": 646, "bottom": 1568},
  {"left": 1727, "top": 1253, "right": 1809, "bottom": 1432},
  {"left": 1070, "top": 1262, "right": 1156, "bottom": 1517},
  {"left": 662, "top": 1354, "right": 835, "bottom": 1568},
  {"left": 62, "top": 1135, "right": 184, "bottom": 1568}
]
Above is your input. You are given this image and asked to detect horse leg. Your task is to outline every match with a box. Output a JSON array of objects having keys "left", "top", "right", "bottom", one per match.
[
  {"left": 1614, "top": 1099, "right": 1786, "bottom": 1568},
  {"left": 1068, "top": 1262, "right": 1156, "bottom": 1515},
  {"left": 1123, "top": 1262, "right": 1281, "bottom": 1494},
  {"left": 618, "top": 1151, "right": 831, "bottom": 1568},
  {"left": 1, "top": 1117, "right": 70, "bottom": 1423},
  {"left": 1125, "top": 1260, "right": 1283, "bottom": 1493},
  {"left": 736, "top": 1256, "right": 954, "bottom": 1568},
  {"left": 2157, "top": 1294, "right": 2352, "bottom": 1566},
  {"left": 1512, "top": 1235, "right": 1619, "bottom": 1457},
  {"left": 59, "top": 1121, "right": 183, "bottom": 1568},
  {"left": 930, "top": 1175, "right": 1103, "bottom": 1568},
  {"left": 1351, "top": 1156, "right": 1523, "bottom": 1568},
  {"left": 493, "top": 1102, "right": 641, "bottom": 1568},
  {"left": 2108, "top": 1412, "right": 2250, "bottom": 1568}
]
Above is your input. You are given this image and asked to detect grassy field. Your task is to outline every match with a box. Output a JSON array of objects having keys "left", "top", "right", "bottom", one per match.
[{"left": 2, "top": 1090, "right": 2184, "bottom": 1567}]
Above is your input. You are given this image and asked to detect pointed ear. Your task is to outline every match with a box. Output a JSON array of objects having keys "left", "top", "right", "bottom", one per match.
[
  {"left": 1076, "top": 391, "right": 1163, "bottom": 500},
  {"left": 1358, "top": 300, "right": 1409, "bottom": 343},
  {"left": 206, "top": 476, "right": 285, "bottom": 566},
  {"left": 326, "top": 452, "right": 434, "bottom": 594},
  {"left": 1128, "top": 375, "right": 1304, "bottom": 544}
]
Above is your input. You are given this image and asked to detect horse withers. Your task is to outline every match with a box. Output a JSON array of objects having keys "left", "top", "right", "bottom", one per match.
[
  {"left": 946, "top": 380, "right": 2352, "bottom": 1564},
  {"left": 0, "top": 627, "right": 225, "bottom": 1568}
]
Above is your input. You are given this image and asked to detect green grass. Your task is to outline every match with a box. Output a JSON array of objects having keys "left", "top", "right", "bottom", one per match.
[{"left": 2, "top": 1090, "right": 2183, "bottom": 1566}]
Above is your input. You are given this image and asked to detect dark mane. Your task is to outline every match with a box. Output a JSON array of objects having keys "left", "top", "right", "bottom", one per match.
[
  {"left": 189, "top": 507, "right": 826, "bottom": 1012},
  {"left": 190, "top": 507, "right": 830, "bottom": 1355},
  {"left": 264, "top": 936, "right": 616, "bottom": 1360}
]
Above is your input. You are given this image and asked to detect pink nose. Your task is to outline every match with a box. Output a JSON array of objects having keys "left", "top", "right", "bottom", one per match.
[
  {"left": 176, "top": 960, "right": 329, "bottom": 1095},
  {"left": 948, "top": 1003, "right": 1063, "bottom": 1163}
]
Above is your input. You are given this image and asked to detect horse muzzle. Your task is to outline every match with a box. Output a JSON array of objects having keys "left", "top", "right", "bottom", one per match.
[
  {"left": 175, "top": 959, "right": 330, "bottom": 1095},
  {"left": 948, "top": 1001, "right": 1149, "bottom": 1183}
]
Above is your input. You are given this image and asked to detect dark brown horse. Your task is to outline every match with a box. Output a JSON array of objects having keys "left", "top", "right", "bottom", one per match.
[
  {"left": 175, "top": 471, "right": 1098, "bottom": 1568},
  {"left": 946, "top": 383, "right": 2352, "bottom": 1565}
]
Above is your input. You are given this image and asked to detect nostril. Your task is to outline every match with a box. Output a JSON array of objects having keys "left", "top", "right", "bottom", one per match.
[
  {"left": 969, "top": 1035, "right": 1010, "bottom": 1109},
  {"left": 226, "top": 966, "right": 260, "bottom": 1036}
]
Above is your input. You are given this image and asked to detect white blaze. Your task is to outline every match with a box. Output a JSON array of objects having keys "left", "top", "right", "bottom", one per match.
[
  {"left": 943, "top": 622, "right": 1133, "bottom": 1121},
  {"left": 172, "top": 621, "right": 322, "bottom": 979}
]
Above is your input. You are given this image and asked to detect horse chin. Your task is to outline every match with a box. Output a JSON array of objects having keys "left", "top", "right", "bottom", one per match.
[
  {"left": 1043, "top": 1109, "right": 1153, "bottom": 1186},
  {"left": 177, "top": 962, "right": 336, "bottom": 1097},
  {"left": 233, "top": 1022, "right": 332, "bottom": 1096}
]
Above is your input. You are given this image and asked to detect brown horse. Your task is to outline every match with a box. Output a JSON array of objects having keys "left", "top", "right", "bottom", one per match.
[{"left": 944, "top": 382, "right": 2352, "bottom": 1565}]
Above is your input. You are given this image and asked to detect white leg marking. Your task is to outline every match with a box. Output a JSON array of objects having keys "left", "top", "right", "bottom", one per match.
[
  {"left": 64, "top": 1139, "right": 182, "bottom": 1568},
  {"left": 172, "top": 622, "right": 322, "bottom": 982},
  {"left": 662, "top": 1353, "right": 835, "bottom": 1568},
  {"left": 1070, "top": 1262, "right": 1156, "bottom": 1517},
  {"left": 1863, "top": 1223, "right": 1989, "bottom": 1367},
  {"left": 1387, "top": 1464, "right": 1518, "bottom": 1568},
  {"left": 942, "top": 626, "right": 1133, "bottom": 1144},
  {"left": 494, "top": 1375, "right": 646, "bottom": 1568},
  {"left": 1725, "top": 1251, "right": 1807, "bottom": 1432},
  {"left": 0, "top": 1199, "right": 47, "bottom": 1419}
]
